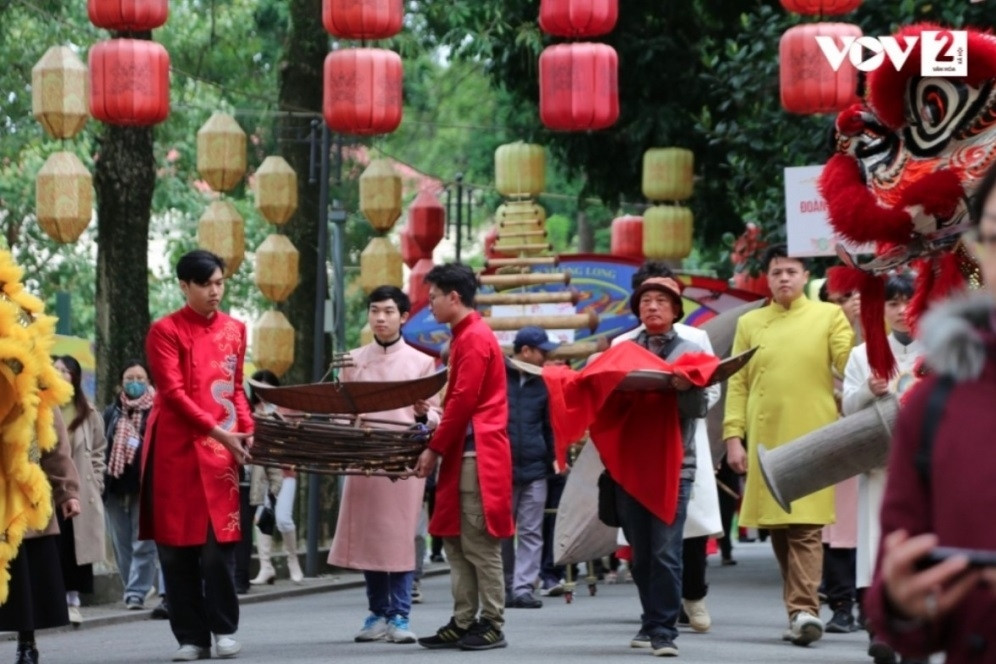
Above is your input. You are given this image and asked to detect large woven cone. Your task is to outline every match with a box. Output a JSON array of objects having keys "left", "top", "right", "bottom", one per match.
[
  {"left": 197, "top": 112, "right": 246, "bottom": 192},
  {"left": 254, "top": 234, "right": 300, "bottom": 302},
  {"left": 35, "top": 152, "right": 92, "bottom": 243},
  {"left": 32, "top": 46, "right": 89, "bottom": 139},
  {"left": 253, "top": 310, "right": 295, "bottom": 377},
  {"left": 197, "top": 200, "right": 245, "bottom": 277}
]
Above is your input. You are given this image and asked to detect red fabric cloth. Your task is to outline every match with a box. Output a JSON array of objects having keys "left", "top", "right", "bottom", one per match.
[
  {"left": 543, "top": 342, "right": 719, "bottom": 524},
  {"left": 139, "top": 306, "right": 254, "bottom": 546},
  {"left": 427, "top": 311, "right": 513, "bottom": 538}
]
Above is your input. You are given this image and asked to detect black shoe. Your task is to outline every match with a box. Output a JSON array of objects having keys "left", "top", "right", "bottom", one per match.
[
  {"left": 826, "top": 606, "right": 858, "bottom": 633},
  {"left": 429, "top": 554, "right": 445, "bottom": 563},
  {"left": 630, "top": 630, "right": 651, "bottom": 648},
  {"left": 650, "top": 635, "right": 678, "bottom": 657},
  {"left": 868, "top": 639, "right": 897, "bottom": 664},
  {"left": 458, "top": 620, "right": 507, "bottom": 650},
  {"left": 677, "top": 608, "right": 690, "bottom": 626},
  {"left": 508, "top": 593, "right": 543, "bottom": 609},
  {"left": 16, "top": 643, "right": 39, "bottom": 664},
  {"left": 235, "top": 583, "right": 250, "bottom": 595},
  {"left": 417, "top": 618, "right": 468, "bottom": 649},
  {"left": 150, "top": 599, "right": 170, "bottom": 620}
]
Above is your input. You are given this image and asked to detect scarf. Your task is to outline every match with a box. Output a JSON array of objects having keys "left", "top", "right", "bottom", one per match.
[{"left": 109, "top": 387, "right": 155, "bottom": 478}]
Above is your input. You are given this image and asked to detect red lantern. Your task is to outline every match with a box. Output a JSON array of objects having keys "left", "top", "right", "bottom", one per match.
[
  {"left": 408, "top": 258, "right": 434, "bottom": 310},
  {"left": 322, "top": 0, "right": 402, "bottom": 39},
  {"left": 779, "top": 23, "right": 861, "bottom": 115},
  {"left": 540, "top": 43, "right": 618, "bottom": 131},
  {"left": 323, "top": 48, "right": 402, "bottom": 136},
  {"left": 88, "top": 0, "right": 168, "bottom": 30},
  {"left": 779, "top": 0, "right": 861, "bottom": 15},
  {"left": 408, "top": 190, "right": 445, "bottom": 254},
  {"left": 399, "top": 225, "right": 429, "bottom": 269},
  {"left": 610, "top": 215, "right": 643, "bottom": 260},
  {"left": 89, "top": 39, "right": 169, "bottom": 126},
  {"left": 539, "top": 0, "right": 617, "bottom": 38}
]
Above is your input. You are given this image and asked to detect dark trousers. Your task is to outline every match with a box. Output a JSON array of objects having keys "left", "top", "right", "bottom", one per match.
[
  {"left": 233, "top": 478, "right": 253, "bottom": 590},
  {"left": 682, "top": 536, "right": 708, "bottom": 601},
  {"left": 539, "top": 474, "right": 566, "bottom": 585},
  {"left": 616, "top": 478, "right": 692, "bottom": 641},
  {"left": 158, "top": 527, "right": 239, "bottom": 648},
  {"left": 426, "top": 485, "right": 444, "bottom": 559},
  {"left": 822, "top": 544, "right": 857, "bottom": 609},
  {"left": 716, "top": 457, "right": 738, "bottom": 560}
]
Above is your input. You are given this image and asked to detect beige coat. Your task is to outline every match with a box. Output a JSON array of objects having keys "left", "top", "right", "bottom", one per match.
[
  {"left": 66, "top": 406, "right": 107, "bottom": 564},
  {"left": 27, "top": 408, "right": 80, "bottom": 539},
  {"left": 328, "top": 339, "right": 441, "bottom": 571}
]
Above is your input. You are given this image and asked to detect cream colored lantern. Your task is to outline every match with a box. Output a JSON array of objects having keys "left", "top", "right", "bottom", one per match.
[
  {"left": 255, "top": 156, "right": 297, "bottom": 225},
  {"left": 359, "top": 159, "right": 402, "bottom": 233},
  {"left": 197, "top": 200, "right": 245, "bottom": 277},
  {"left": 35, "top": 152, "right": 92, "bottom": 243},
  {"left": 253, "top": 310, "right": 295, "bottom": 377},
  {"left": 495, "top": 142, "right": 546, "bottom": 197},
  {"left": 32, "top": 46, "right": 88, "bottom": 140},
  {"left": 197, "top": 112, "right": 246, "bottom": 192},
  {"left": 643, "top": 205, "right": 693, "bottom": 260},
  {"left": 254, "top": 234, "right": 300, "bottom": 302},
  {"left": 359, "top": 323, "right": 374, "bottom": 346},
  {"left": 642, "top": 148, "right": 694, "bottom": 202},
  {"left": 359, "top": 236, "right": 403, "bottom": 294}
]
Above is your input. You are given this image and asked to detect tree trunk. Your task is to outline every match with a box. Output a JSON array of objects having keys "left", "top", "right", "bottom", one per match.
[
  {"left": 279, "top": 0, "right": 327, "bottom": 388},
  {"left": 94, "top": 124, "right": 155, "bottom": 407},
  {"left": 577, "top": 208, "right": 594, "bottom": 253}
]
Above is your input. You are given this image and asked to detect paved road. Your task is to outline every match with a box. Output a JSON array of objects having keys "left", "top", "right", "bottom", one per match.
[{"left": 2, "top": 543, "right": 893, "bottom": 663}]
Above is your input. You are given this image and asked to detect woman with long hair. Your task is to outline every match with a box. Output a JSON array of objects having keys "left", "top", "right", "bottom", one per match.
[
  {"left": 102, "top": 359, "right": 161, "bottom": 611},
  {"left": 53, "top": 354, "right": 107, "bottom": 625}
]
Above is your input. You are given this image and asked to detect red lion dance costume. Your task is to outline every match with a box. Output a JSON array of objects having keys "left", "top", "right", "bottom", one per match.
[{"left": 819, "top": 24, "right": 996, "bottom": 379}]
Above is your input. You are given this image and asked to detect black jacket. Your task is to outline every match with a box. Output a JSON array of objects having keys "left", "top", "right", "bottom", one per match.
[
  {"left": 102, "top": 400, "right": 151, "bottom": 496},
  {"left": 504, "top": 358, "right": 554, "bottom": 485}
]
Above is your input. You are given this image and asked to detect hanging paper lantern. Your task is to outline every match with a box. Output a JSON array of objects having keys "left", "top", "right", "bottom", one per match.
[
  {"left": 254, "top": 234, "right": 300, "bottom": 302},
  {"left": 400, "top": 225, "right": 430, "bottom": 269},
  {"left": 322, "top": 0, "right": 402, "bottom": 39},
  {"left": 539, "top": 43, "right": 618, "bottom": 131},
  {"left": 643, "top": 206, "right": 693, "bottom": 260},
  {"left": 408, "top": 258, "right": 433, "bottom": 310},
  {"left": 642, "top": 148, "right": 694, "bottom": 202},
  {"left": 32, "top": 46, "right": 89, "bottom": 140},
  {"left": 35, "top": 152, "right": 92, "bottom": 244},
  {"left": 610, "top": 215, "right": 643, "bottom": 260},
  {"left": 253, "top": 310, "right": 295, "bottom": 377},
  {"left": 539, "top": 0, "right": 618, "bottom": 38},
  {"left": 197, "top": 112, "right": 246, "bottom": 193},
  {"left": 779, "top": 23, "right": 862, "bottom": 115},
  {"left": 359, "top": 322, "right": 374, "bottom": 346},
  {"left": 254, "top": 156, "right": 297, "bottom": 225},
  {"left": 494, "top": 143, "right": 546, "bottom": 197},
  {"left": 779, "top": 0, "right": 861, "bottom": 15},
  {"left": 359, "top": 236, "right": 403, "bottom": 294},
  {"left": 88, "top": 0, "right": 168, "bottom": 30},
  {"left": 88, "top": 39, "right": 169, "bottom": 126},
  {"left": 408, "top": 189, "right": 445, "bottom": 254},
  {"left": 323, "top": 48, "right": 402, "bottom": 136},
  {"left": 359, "top": 159, "right": 402, "bottom": 233},
  {"left": 197, "top": 200, "right": 245, "bottom": 277}
]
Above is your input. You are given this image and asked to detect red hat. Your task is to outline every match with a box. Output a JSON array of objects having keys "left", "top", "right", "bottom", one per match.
[{"left": 630, "top": 276, "right": 684, "bottom": 320}]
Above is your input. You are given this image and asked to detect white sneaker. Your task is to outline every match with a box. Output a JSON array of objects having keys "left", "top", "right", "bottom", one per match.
[
  {"left": 172, "top": 645, "right": 210, "bottom": 661},
  {"left": 386, "top": 615, "right": 417, "bottom": 644},
  {"left": 214, "top": 634, "right": 241, "bottom": 658},
  {"left": 67, "top": 606, "right": 83, "bottom": 625},
  {"left": 783, "top": 611, "right": 823, "bottom": 646},
  {"left": 354, "top": 614, "right": 389, "bottom": 642},
  {"left": 682, "top": 598, "right": 711, "bottom": 633}
]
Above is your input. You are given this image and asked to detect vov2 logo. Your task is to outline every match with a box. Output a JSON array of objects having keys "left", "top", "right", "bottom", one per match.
[{"left": 816, "top": 30, "right": 968, "bottom": 77}]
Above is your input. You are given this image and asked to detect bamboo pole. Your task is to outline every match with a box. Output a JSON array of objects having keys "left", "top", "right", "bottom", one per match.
[
  {"left": 502, "top": 339, "right": 608, "bottom": 360},
  {"left": 479, "top": 272, "right": 570, "bottom": 287},
  {"left": 476, "top": 291, "right": 579, "bottom": 306},
  {"left": 492, "top": 242, "right": 552, "bottom": 254},
  {"left": 497, "top": 229, "right": 547, "bottom": 241},
  {"left": 483, "top": 310, "right": 598, "bottom": 332},
  {"left": 485, "top": 256, "right": 559, "bottom": 268},
  {"left": 499, "top": 218, "right": 544, "bottom": 228}
]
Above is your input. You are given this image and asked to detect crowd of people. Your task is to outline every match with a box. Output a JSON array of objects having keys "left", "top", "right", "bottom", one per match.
[{"left": 6, "top": 164, "right": 996, "bottom": 663}]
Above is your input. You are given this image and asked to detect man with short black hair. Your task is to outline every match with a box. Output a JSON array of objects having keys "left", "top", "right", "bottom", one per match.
[
  {"left": 415, "top": 264, "right": 513, "bottom": 651},
  {"left": 501, "top": 326, "right": 558, "bottom": 610},
  {"left": 723, "top": 245, "right": 854, "bottom": 646},
  {"left": 142, "top": 250, "right": 254, "bottom": 661}
]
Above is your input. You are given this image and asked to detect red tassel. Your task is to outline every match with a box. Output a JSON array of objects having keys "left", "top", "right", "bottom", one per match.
[
  {"left": 826, "top": 266, "right": 866, "bottom": 295},
  {"left": 858, "top": 273, "right": 895, "bottom": 379},
  {"left": 907, "top": 259, "right": 934, "bottom": 333}
]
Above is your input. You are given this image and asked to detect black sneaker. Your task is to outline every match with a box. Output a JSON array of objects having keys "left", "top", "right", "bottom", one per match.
[
  {"left": 417, "top": 618, "right": 468, "bottom": 649},
  {"left": 509, "top": 593, "right": 543, "bottom": 609},
  {"left": 677, "top": 608, "right": 690, "bottom": 626},
  {"left": 458, "top": 620, "right": 507, "bottom": 650},
  {"left": 630, "top": 630, "right": 651, "bottom": 648},
  {"left": 150, "top": 599, "right": 170, "bottom": 620},
  {"left": 867, "top": 639, "right": 898, "bottom": 664},
  {"left": 650, "top": 635, "right": 679, "bottom": 657},
  {"left": 826, "top": 606, "right": 858, "bottom": 633}
]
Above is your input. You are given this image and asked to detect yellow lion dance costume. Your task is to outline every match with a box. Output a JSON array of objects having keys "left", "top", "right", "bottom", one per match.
[{"left": 0, "top": 246, "right": 71, "bottom": 605}]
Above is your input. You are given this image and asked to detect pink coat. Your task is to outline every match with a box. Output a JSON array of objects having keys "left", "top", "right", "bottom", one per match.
[{"left": 328, "top": 339, "right": 440, "bottom": 572}]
